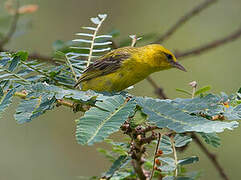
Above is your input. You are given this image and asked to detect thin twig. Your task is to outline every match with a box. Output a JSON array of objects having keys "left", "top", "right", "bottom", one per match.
[
  {"left": 21, "top": 61, "right": 52, "bottom": 79},
  {"left": 171, "top": 136, "right": 178, "bottom": 177},
  {"left": 176, "top": 27, "right": 241, "bottom": 59},
  {"left": 192, "top": 133, "right": 229, "bottom": 180},
  {"left": 189, "top": 81, "right": 197, "bottom": 99},
  {"left": 142, "top": 125, "right": 159, "bottom": 133},
  {"left": 1, "top": 68, "right": 31, "bottom": 83},
  {"left": 146, "top": 77, "right": 168, "bottom": 99},
  {"left": 0, "top": 1, "right": 20, "bottom": 49},
  {"left": 130, "top": 35, "right": 138, "bottom": 47},
  {"left": 150, "top": 133, "right": 162, "bottom": 180},
  {"left": 121, "top": 123, "right": 158, "bottom": 180},
  {"left": 64, "top": 54, "right": 78, "bottom": 82},
  {"left": 0, "top": 49, "right": 62, "bottom": 65},
  {"left": 28, "top": 53, "right": 62, "bottom": 65},
  {"left": 20, "top": 61, "right": 61, "bottom": 84},
  {"left": 13, "top": 91, "right": 75, "bottom": 108},
  {"left": 153, "top": 0, "right": 217, "bottom": 44}
]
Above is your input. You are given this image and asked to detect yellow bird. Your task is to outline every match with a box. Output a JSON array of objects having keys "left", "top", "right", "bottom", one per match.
[{"left": 75, "top": 44, "right": 186, "bottom": 92}]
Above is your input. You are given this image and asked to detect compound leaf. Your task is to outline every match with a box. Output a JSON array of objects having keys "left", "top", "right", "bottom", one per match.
[
  {"left": 0, "top": 88, "right": 16, "bottom": 118},
  {"left": 76, "top": 95, "right": 136, "bottom": 145},
  {"left": 103, "top": 155, "right": 130, "bottom": 179},
  {"left": 136, "top": 97, "right": 238, "bottom": 133}
]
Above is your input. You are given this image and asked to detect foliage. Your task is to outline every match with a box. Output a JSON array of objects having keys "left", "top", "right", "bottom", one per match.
[
  {"left": 76, "top": 95, "right": 136, "bottom": 145},
  {"left": 1, "top": 11, "right": 241, "bottom": 180},
  {"left": 136, "top": 96, "right": 238, "bottom": 133}
]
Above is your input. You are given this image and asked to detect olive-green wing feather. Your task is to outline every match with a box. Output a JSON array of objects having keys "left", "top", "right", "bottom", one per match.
[{"left": 74, "top": 51, "right": 130, "bottom": 87}]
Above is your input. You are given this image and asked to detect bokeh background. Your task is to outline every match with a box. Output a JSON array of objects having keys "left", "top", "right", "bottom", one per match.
[{"left": 0, "top": 0, "right": 241, "bottom": 179}]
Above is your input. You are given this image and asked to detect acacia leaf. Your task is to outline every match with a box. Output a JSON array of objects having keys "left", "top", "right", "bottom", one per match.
[
  {"left": 0, "top": 88, "right": 16, "bottom": 118},
  {"left": 178, "top": 156, "right": 199, "bottom": 166},
  {"left": 174, "top": 134, "right": 192, "bottom": 147},
  {"left": 194, "top": 86, "right": 211, "bottom": 96},
  {"left": 136, "top": 97, "right": 238, "bottom": 133},
  {"left": 103, "top": 155, "right": 130, "bottom": 179},
  {"left": 76, "top": 95, "right": 136, "bottom": 145}
]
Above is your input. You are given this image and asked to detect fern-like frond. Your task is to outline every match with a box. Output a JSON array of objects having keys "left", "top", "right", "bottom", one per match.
[
  {"left": 65, "top": 14, "right": 112, "bottom": 80},
  {"left": 0, "top": 52, "right": 31, "bottom": 86},
  {"left": 0, "top": 52, "right": 75, "bottom": 88}
]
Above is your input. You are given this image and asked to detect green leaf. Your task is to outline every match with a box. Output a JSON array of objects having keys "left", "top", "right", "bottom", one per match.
[
  {"left": 8, "top": 56, "right": 21, "bottom": 72},
  {"left": 174, "top": 134, "right": 192, "bottom": 147},
  {"left": 173, "top": 93, "right": 241, "bottom": 120},
  {"left": 70, "top": 13, "right": 111, "bottom": 75},
  {"left": 136, "top": 97, "right": 238, "bottom": 133},
  {"left": 91, "top": 17, "right": 101, "bottom": 24},
  {"left": 223, "top": 104, "right": 241, "bottom": 120},
  {"left": 0, "top": 88, "right": 16, "bottom": 118},
  {"left": 159, "top": 135, "right": 173, "bottom": 154},
  {"left": 110, "top": 171, "right": 132, "bottom": 180},
  {"left": 76, "top": 95, "right": 136, "bottom": 145},
  {"left": 238, "top": 87, "right": 241, "bottom": 93},
  {"left": 14, "top": 92, "right": 56, "bottom": 123},
  {"left": 158, "top": 157, "right": 176, "bottom": 171},
  {"left": 172, "top": 94, "right": 222, "bottom": 115},
  {"left": 162, "top": 176, "right": 176, "bottom": 180},
  {"left": 178, "top": 156, "right": 199, "bottom": 166},
  {"left": 194, "top": 86, "right": 211, "bottom": 96},
  {"left": 199, "top": 132, "right": 220, "bottom": 147},
  {"left": 0, "top": 87, "right": 3, "bottom": 97},
  {"left": 163, "top": 177, "right": 175, "bottom": 180},
  {"left": 176, "top": 88, "right": 192, "bottom": 96},
  {"left": 13, "top": 51, "right": 28, "bottom": 61},
  {"left": 129, "top": 107, "right": 147, "bottom": 128},
  {"left": 97, "top": 148, "right": 115, "bottom": 162},
  {"left": 104, "top": 139, "right": 129, "bottom": 156},
  {"left": 22, "top": 82, "right": 113, "bottom": 103},
  {"left": 103, "top": 155, "right": 130, "bottom": 179}
]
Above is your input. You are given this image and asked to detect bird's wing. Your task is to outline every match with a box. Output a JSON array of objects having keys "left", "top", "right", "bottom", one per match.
[{"left": 75, "top": 51, "right": 131, "bottom": 86}]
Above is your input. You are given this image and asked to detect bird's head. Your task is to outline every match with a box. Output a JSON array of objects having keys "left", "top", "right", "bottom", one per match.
[{"left": 146, "top": 44, "right": 186, "bottom": 72}]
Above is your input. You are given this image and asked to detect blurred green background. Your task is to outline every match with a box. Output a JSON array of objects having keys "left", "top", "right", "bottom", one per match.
[{"left": 0, "top": 0, "right": 241, "bottom": 179}]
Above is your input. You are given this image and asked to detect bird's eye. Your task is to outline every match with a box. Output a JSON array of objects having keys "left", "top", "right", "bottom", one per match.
[{"left": 166, "top": 54, "right": 173, "bottom": 60}]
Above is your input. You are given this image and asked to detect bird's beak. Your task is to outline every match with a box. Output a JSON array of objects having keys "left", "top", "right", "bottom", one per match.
[{"left": 172, "top": 61, "right": 187, "bottom": 72}]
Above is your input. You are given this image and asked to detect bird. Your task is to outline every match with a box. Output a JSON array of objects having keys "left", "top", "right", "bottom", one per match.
[{"left": 74, "top": 44, "right": 186, "bottom": 92}]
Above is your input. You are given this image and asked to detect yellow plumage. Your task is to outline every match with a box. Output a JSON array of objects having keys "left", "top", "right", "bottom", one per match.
[{"left": 75, "top": 44, "right": 186, "bottom": 92}]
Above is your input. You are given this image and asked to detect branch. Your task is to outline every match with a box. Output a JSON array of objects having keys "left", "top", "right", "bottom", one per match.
[
  {"left": 13, "top": 91, "right": 91, "bottom": 112},
  {"left": 171, "top": 136, "right": 178, "bottom": 177},
  {"left": 21, "top": 61, "right": 54, "bottom": 79},
  {"left": 64, "top": 54, "right": 78, "bottom": 82},
  {"left": 150, "top": 133, "right": 162, "bottom": 180},
  {"left": 153, "top": 0, "right": 217, "bottom": 44},
  {"left": 13, "top": 91, "right": 74, "bottom": 107},
  {"left": 191, "top": 133, "right": 229, "bottom": 180},
  {"left": 121, "top": 122, "right": 159, "bottom": 180},
  {"left": 147, "top": 80, "right": 230, "bottom": 179},
  {"left": 176, "top": 27, "right": 241, "bottom": 59},
  {"left": 0, "top": 48, "right": 62, "bottom": 65},
  {"left": 146, "top": 77, "right": 168, "bottom": 99},
  {"left": 1, "top": 68, "right": 30, "bottom": 84},
  {"left": 0, "top": 1, "right": 20, "bottom": 50},
  {"left": 28, "top": 53, "right": 62, "bottom": 65},
  {"left": 141, "top": 125, "right": 159, "bottom": 133},
  {"left": 130, "top": 35, "right": 138, "bottom": 47}
]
